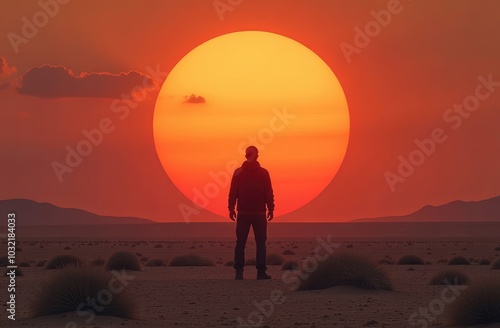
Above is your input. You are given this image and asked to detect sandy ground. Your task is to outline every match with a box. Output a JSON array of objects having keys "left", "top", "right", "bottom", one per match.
[{"left": 1, "top": 237, "right": 500, "bottom": 327}]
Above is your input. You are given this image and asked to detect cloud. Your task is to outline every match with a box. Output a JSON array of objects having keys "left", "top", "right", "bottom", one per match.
[
  {"left": 17, "top": 65, "right": 157, "bottom": 99},
  {"left": 183, "top": 94, "right": 206, "bottom": 104},
  {"left": 0, "top": 57, "right": 17, "bottom": 77}
]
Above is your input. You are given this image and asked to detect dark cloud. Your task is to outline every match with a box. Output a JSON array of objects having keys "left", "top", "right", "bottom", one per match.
[
  {"left": 0, "top": 57, "right": 17, "bottom": 77},
  {"left": 183, "top": 94, "right": 206, "bottom": 104},
  {"left": 17, "top": 65, "right": 156, "bottom": 99}
]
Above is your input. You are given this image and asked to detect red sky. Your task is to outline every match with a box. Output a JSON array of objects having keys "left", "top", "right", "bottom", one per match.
[{"left": 1, "top": 0, "right": 499, "bottom": 222}]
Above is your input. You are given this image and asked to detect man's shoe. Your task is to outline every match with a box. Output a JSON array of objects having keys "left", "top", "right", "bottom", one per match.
[
  {"left": 235, "top": 270, "right": 244, "bottom": 280},
  {"left": 257, "top": 271, "right": 271, "bottom": 280}
]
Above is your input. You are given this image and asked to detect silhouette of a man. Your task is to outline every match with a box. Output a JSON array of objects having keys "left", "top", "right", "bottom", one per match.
[{"left": 228, "top": 145, "right": 274, "bottom": 280}]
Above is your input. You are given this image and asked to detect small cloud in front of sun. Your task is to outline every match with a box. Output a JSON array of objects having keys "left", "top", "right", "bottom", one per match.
[{"left": 183, "top": 94, "right": 206, "bottom": 104}]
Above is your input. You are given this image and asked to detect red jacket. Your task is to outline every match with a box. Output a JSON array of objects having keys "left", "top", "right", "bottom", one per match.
[{"left": 228, "top": 160, "right": 275, "bottom": 213}]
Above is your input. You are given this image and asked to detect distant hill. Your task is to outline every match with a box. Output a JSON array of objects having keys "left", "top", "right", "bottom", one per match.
[
  {"left": 354, "top": 195, "right": 500, "bottom": 222},
  {"left": 0, "top": 199, "right": 155, "bottom": 225}
]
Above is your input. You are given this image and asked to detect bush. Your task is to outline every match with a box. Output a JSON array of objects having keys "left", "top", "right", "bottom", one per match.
[
  {"left": 106, "top": 251, "right": 141, "bottom": 271},
  {"left": 494, "top": 246, "right": 500, "bottom": 251},
  {"left": 31, "top": 265, "right": 136, "bottom": 318},
  {"left": 282, "top": 249, "right": 295, "bottom": 255},
  {"left": 491, "top": 259, "right": 500, "bottom": 270},
  {"left": 297, "top": 253, "right": 393, "bottom": 291},
  {"left": 145, "top": 258, "right": 166, "bottom": 267},
  {"left": 169, "top": 254, "right": 214, "bottom": 266},
  {"left": 281, "top": 260, "right": 299, "bottom": 271},
  {"left": 479, "top": 258, "right": 491, "bottom": 266},
  {"left": 429, "top": 270, "right": 469, "bottom": 285},
  {"left": 266, "top": 253, "right": 285, "bottom": 265},
  {"left": 90, "top": 259, "right": 105, "bottom": 266},
  {"left": 397, "top": 255, "right": 425, "bottom": 265},
  {"left": 445, "top": 278, "right": 500, "bottom": 326},
  {"left": 46, "top": 255, "right": 83, "bottom": 269},
  {"left": 447, "top": 256, "right": 471, "bottom": 265}
]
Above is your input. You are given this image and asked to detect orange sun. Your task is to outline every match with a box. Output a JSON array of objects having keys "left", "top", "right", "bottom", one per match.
[{"left": 154, "top": 31, "right": 350, "bottom": 221}]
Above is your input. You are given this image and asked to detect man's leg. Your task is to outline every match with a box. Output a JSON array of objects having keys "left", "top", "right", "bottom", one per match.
[
  {"left": 234, "top": 214, "right": 251, "bottom": 277},
  {"left": 252, "top": 215, "right": 269, "bottom": 278}
]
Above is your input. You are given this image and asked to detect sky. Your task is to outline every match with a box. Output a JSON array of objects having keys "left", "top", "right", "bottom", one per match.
[{"left": 1, "top": 0, "right": 499, "bottom": 222}]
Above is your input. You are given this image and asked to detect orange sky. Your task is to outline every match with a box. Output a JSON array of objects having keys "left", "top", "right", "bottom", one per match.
[{"left": 1, "top": 0, "right": 499, "bottom": 222}]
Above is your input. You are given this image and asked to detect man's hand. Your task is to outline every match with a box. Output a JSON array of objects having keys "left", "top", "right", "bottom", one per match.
[
  {"left": 229, "top": 209, "right": 236, "bottom": 221},
  {"left": 267, "top": 210, "right": 274, "bottom": 221}
]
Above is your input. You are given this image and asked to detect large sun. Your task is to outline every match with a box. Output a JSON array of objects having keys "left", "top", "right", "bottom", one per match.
[{"left": 154, "top": 31, "right": 349, "bottom": 221}]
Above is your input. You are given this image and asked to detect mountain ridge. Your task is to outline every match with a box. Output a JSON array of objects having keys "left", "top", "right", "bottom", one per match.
[
  {"left": 0, "top": 199, "right": 155, "bottom": 225},
  {"left": 353, "top": 195, "right": 500, "bottom": 222}
]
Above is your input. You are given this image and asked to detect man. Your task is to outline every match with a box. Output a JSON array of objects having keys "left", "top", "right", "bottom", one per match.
[{"left": 228, "top": 145, "right": 275, "bottom": 280}]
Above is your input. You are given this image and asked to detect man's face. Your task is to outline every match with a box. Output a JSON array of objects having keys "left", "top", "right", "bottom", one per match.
[{"left": 246, "top": 148, "right": 258, "bottom": 161}]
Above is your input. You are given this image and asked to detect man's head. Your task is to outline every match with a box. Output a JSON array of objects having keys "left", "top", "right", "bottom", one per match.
[{"left": 245, "top": 146, "right": 259, "bottom": 161}]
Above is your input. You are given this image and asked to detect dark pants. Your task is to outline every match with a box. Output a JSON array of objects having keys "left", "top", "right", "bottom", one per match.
[{"left": 234, "top": 214, "right": 267, "bottom": 271}]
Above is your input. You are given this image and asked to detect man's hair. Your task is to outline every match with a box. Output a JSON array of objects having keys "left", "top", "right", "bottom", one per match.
[{"left": 245, "top": 146, "right": 258, "bottom": 161}]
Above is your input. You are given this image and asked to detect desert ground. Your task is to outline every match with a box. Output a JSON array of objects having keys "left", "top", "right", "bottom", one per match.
[{"left": 1, "top": 223, "right": 500, "bottom": 327}]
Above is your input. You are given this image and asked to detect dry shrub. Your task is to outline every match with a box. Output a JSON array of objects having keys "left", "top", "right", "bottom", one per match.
[
  {"left": 46, "top": 255, "right": 83, "bottom": 269},
  {"left": 31, "top": 265, "right": 136, "bottom": 318},
  {"left": 445, "top": 277, "right": 500, "bottom": 326},
  {"left": 447, "top": 256, "right": 471, "bottom": 265},
  {"left": 297, "top": 253, "right": 393, "bottom": 291},
  {"left": 106, "top": 251, "right": 141, "bottom": 271}
]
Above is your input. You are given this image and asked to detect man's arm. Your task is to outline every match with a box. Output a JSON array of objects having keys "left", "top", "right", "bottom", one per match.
[
  {"left": 265, "top": 171, "right": 275, "bottom": 221},
  {"left": 228, "top": 170, "right": 238, "bottom": 221}
]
